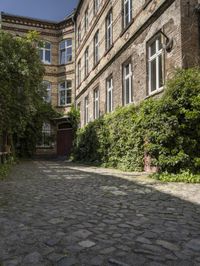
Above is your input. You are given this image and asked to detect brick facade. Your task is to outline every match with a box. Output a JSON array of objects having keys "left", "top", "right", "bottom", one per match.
[{"left": 1, "top": 0, "right": 200, "bottom": 132}]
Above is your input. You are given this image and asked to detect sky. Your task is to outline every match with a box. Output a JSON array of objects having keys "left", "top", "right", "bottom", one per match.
[{"left": 0, "top": 0, "right": 79, "bottom": 21}]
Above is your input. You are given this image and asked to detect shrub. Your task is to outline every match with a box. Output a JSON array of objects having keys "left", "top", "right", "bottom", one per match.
[{"left": 73, "top": 68, "right": 200, "bottom": 174}]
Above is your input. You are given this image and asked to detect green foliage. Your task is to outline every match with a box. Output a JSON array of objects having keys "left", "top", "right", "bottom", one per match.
[
  {"left": 151, "top": 171, "right": 200, "bottom": 183},
  {"left": 73, "top": 105, "right": 144, "bottom": 171},
  {"left": 142, "top": 68, "right": 200, "bottom": 173},
  {"left": 0, "top": 157, "right": 14, "bottom": 180},
  {"left": 68, "top": 105, "right": 80, "bottom": 131},
  {"left": 0, "top": 30, "right": 60, "bottom": 157},
  {"left": 73, "top": 68, "right": 200, "bottom": 174}
]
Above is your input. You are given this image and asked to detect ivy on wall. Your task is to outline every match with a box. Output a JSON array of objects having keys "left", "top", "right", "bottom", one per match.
[{"left": 73, "top": 68, "right": 200, "bottom": 174}]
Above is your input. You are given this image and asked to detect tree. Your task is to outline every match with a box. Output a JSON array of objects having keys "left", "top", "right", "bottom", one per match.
[{"left": 0, "top": 30, "right": 59, "bottom": 156}]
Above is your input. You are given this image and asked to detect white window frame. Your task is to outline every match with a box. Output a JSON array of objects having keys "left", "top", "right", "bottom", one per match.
[
  {"left": 148, "top": 34, "right": 163, "bottom": 95},
  {"left": 78, "top": 60, "right": 81, "bottom": 86},
  {"left": 85, "top": 48, "right": 89, "bottom": 77},
  {"left": 58, "top": 81, "right": 72, "bottom": 106},
  {"left": 94, "top": 30, "right": 99, "bottom": 66},
  {"left": 94, "top": 88, "right": 99, "bottom": 119},
  {"left": 106, "top": 10, "right": 113, "bottom": 51},
  {"left": 123, "top": 61, "right": 133, "bottom": 105},
  {"left": 84, "top": 96, "right": 89, "bottom": 125},
  {"left": 43, "top": 81, "right": 52, "bottom": 103},
  {"left": 39, "top": 41, "right": 51, "bottom": 64},
  {"left": 106, "top": 76, "right": 113, "bottom": 113},
  {"left": 59, "top": 39, "right": 72, "bottom": 65},
  {"left": 123, "top": 0, "right": 132, "bottom": 28}
]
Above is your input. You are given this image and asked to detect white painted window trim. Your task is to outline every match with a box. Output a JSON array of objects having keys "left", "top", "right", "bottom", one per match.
[
  {"left": 43, "top": 81, "right": 52, "bottom": 103},
  {"left": 123, "top": 62, "right": 133, "bottom": 105},
  {"left": 59, "top": 39, "right": 72, "bottom": 65},
  {"left": 39, "top": 41, "right": 51, "bottom": 64},
  {"left": 106, "top": 77, "right": 113, "bottom": 113},
  {"left": 84, "top": 96, "right": 89, "bottom": 125},
  {"left": 106, "top": 10, "right": 113, "bottom": 50},
  {"left": 58, "top": 81, "right": 72, "bottom": 106},
  {"left": 148, "top": 36, "right": 163, "bottom": 95},
  {"left": 94, "top": 30, "right": 99, "bottom": 65},
  {"left": 124, "top": 0, "right": 132, "bottom": 28},
  {"left": 94, "top": 88, "right": 99, "bottom": 119}
]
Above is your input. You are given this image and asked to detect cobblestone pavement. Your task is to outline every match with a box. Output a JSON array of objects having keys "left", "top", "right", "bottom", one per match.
[{"left": 1, "top": 160, "right": 200, "bottom": 266}]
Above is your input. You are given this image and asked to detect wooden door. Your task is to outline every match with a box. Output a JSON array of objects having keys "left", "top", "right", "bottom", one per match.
[{"left": 57, "top": 129, "right": 73, "bottom": 157}]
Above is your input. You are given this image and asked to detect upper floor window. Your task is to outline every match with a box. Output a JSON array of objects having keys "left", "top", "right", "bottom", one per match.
[
  {"left": 43, "top": 81, "right": 52, "bottom": 103},
  {"left": 106, "top": 76, "right": 113, "bottom": 113},
  {"left": 94, "top": 30, "right": 99, "bottom": 66},
  {"left": 106, "top": 9, "right": 113, "bottom": 51},
  {"left": 78, "top": 24, "right": 82, "bottom": 47},
  {"left": 78, "top": 60, "right": 82, "bottom": 86},
  {"left": 94, "top": 87, "right": 99, "bottom": 119},
  {"left": 85, "top": 47, "right": 89, "bottom": 77},
  {"left": 123, "top": 0, "right": 132, "bottom": 29},
  {"left": 94, "top": 0, "right": 100, "bottom": 15},
  {"left": 148, "top": 34, "right": 163, "bottom": 94},
  {"left": 123, "top": 60, "right": 133, "bottom": 105},
  {"left": 85, "top": 7, "right": 89, "bottom": 32},
  {"left": 59, "top": 39, "right": 72, "bottom": 65},
  {"left": 59, "top": 80, "right": 72, "bottom": 106},
  {"left": 39, "top": 41, "right": 51, "bottom": 64},
  {"left": 84, "top": 95, "right": 89, "bottom": 125}
]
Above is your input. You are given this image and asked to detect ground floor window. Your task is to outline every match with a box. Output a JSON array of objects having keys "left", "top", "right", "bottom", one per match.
[
  {"left": 94, "top": 87, "right": 100, "bottom": 119},
  {"left": 37, "top": 122, "right": 53, "bottom": 148},
  {"left": 59, "top": 81, "right": 72, "bottom": 106},
  {"left": 123, "top": 60, "right": 133, "bottom": 105},
  {"left": 106, "top": 76, "right": 113, "bottom": 113}
]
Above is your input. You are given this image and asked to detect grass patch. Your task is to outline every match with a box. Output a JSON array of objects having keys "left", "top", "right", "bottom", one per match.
[{"left": 151, "top": 171, "right": 200, "bottom": 183}]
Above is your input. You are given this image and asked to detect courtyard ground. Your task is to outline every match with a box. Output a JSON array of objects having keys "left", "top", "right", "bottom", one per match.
[{"left": 0, "top": 160, "right": 200, "bottom": 266}]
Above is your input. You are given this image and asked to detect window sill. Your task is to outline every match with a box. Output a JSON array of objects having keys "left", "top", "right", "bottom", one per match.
[
  {"left": 59, "top": 61, "right": 74, "bottom": 66},
  {"left": 92, "top": 60, "right": 100, "bottom": 71},
  {"left": 56, "top": 104, "right": 72, "bottom": 108},
  {"left": 145, "top": 87, "right": 164, "bottom": 99},
  {"left": 120, "top": 18, "right": 134, "bottom": 37},
  {"left": 143, "top": 0, "right": 153, "bottom": 9},
  {"left": 104, "top": 44, "right": 114, "bottom": 57}
]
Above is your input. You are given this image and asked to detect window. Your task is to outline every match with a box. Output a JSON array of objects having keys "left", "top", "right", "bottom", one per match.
[
  {"left": 148, "top": 34, "right": 163, "bottom": 94},
  {"left": 59, "top": 81, "right": 72, "bottom": 106},
  {"left": 123, "top": 0, "right": 132, "bottom": 29},
  {"left": 123, "top": 61, "right": 133, "bottom": 105},
  {"left": 94, "top": 30, "right": 99, "bottom": 66},
  {"left": 59, "top": 39, "right": 72, "bottom": 65},
  {"left": 85, "top": 7, "right": 89, "bottom": 32},
  {"left": 106, "top": 10, "right": 113, "bottom": 51},
  {"left": 84, "top": 96, "right": 89, "bottom": 125},
  {"left": 37, "top": 122, "right": 53, "bottom": 148},
  {"left": 106, "top": 76, "right": 113, "bottom": 113},
  {"left": 78, "top": 24, "right": 81, "bottom": 46},
  {"left": 94, "top": 87, "right": 99, "bottom": 119},
  {"left": 84, "top": 47, "right": 89, "bottom": 77},
  {"left": 39, "top": 41, "right": 51, "bottom": 64},
  {"left": 43, "top": 81, "right": 52, "bottom": 103},
  {"left": 94, "top": 0, "right": 100, "bottom": 14},
  {"left": 78, "top": 60, "right": 81, "bottom": 86}
]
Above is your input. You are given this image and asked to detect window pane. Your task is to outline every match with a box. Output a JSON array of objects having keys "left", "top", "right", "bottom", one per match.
[
  {"left": 67, "top": 80, "right": 72, "bottom": 88},
  {"left": 45, "top": 50, "right": 51, "bottom": 63},
  {"left": 60, "top": 50, "right": 65, "bottom": 64},
  {"left": 125, "top": 79, "right": 130, "bottom": 104},
  {"left": 67, "top": 39, "right": 72, "bottom": 46},
  {"left": 66, "top": 89, "right": 72, "bottom": 104},
  {"left": 60, "top": 41, "right": 65, "bottom": 50},
  {"left": 150, "top": 41, "right": 156, "bottom": 56},
  {"left": 39, "top": 49, "right": 43, "bottom": 61},
  {"left": 45, "top": 42, "right": 51, "bottom": 49},
  {"left": 60, "top": 90, "right": 66, "bottom": 105},
  {"left": 150, "top": 59, "right": 157, "bottom": 92},
  {"left": 159, "top": 54, "right": 163, "bottom": 88}
]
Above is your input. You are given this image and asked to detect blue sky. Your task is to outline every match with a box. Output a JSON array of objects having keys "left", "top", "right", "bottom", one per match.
[{"left": 0, "top": 0, "right": 79, "bottom": 21}]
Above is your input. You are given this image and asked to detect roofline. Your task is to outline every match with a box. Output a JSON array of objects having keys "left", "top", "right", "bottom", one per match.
[
  {"left": 74, "top": 0, "right": 84, "bottom": 20},
  {"left": 1, "top": 11, "right": 74, "bottom": 25}
]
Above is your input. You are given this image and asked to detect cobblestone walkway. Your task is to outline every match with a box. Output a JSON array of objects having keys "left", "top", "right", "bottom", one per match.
[{"left": 1, "top": 160, "right": 200, "bottom": 266}]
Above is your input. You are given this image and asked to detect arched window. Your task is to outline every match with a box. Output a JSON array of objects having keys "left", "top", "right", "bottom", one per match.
[
  {"left": 42, "top": 81, "right": 52, "bottom": 103},
  {"left": 39, "top": 41, "right": 51, "bottom": 64},
  {"left": 59, "top": 39, "right": 72, "bottom": 64},
  {"left": 59, "top": 81, "right": 72, "bottom": 106}
]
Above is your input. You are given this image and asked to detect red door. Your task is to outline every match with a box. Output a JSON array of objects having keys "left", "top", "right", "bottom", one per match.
[{"left": 57, "top": 129, "right": 73, "bottom": 157}]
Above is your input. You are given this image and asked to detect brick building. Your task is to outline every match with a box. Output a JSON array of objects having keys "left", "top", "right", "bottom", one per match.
[{"left": 1, "top": 0, "right": 200, "bottom": 154}]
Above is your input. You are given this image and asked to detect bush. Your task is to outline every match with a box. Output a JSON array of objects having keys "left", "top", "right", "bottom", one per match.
[
  {"left": 152, "top": 171, "right": 200, "bottom": 183},
  {"left": 73, "top": 68, "right": 200, "bottom": 174}
]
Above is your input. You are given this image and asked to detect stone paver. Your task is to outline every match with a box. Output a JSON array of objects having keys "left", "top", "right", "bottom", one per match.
[{"left": 0, "top": 160, "right": 200, "bottom": 265}]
